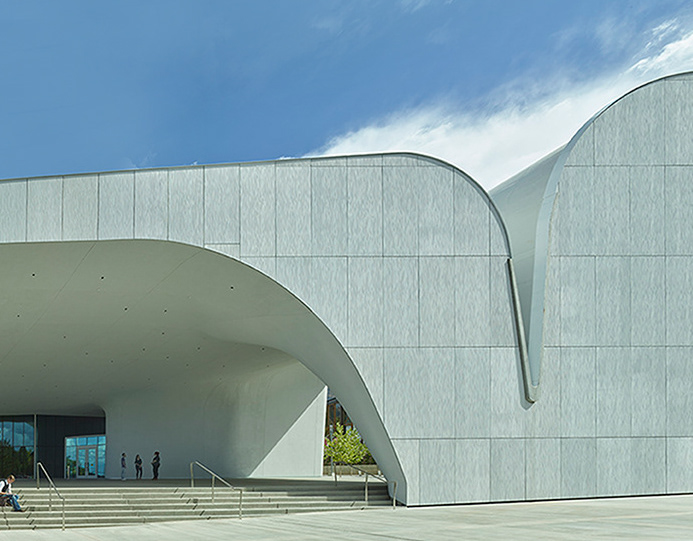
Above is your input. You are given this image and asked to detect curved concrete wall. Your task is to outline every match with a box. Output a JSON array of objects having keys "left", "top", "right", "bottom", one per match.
[
  {"left": 491, "top": 72, "right": 693, "bottom": 498},
  {"left": 0, "top": 153, "right": 517, "bottom": 505}
]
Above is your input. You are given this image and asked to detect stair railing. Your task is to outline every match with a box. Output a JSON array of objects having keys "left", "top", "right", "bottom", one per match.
[
  {"left": 189, "top": 461, "right": 243, "bottom": 519},
  {"left": 337, "top": 463, "right": 397, "bottom": 510},
  {"left": 36, "top": 462, "right": 66, "bottom": 530}
]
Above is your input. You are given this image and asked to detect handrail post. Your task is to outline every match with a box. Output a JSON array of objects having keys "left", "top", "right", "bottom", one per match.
[
  {"left": 392, "top": 481, "right": 397, "bottom": 510},
  {"left": 212, "top": 475, "right": 215, "bottom": 504},
  {"left": 62, "top": 498, "right": 65, "bottom": 530},
  {"left": 190, "top": 462, "right": 194, "bottom": 488},
  {"left": 365, "top": 473, "right": 369, "bottom": 504},
  {"left": 239, "top": 488, "right": 242, "bottom": 520},
  {"left": 49, "top": 486, "right": 52, "bottom": 511}
]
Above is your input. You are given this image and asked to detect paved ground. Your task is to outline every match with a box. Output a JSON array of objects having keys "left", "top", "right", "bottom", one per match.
[{"left": 3, "top": 493, "right": 693, "bottom": 540}]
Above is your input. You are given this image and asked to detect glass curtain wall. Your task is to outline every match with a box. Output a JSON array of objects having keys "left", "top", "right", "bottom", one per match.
[
  {"left": 0, "top": 416, "right": 35, "bottom": 478},
  {"left": 64, "top": 435, "right": 106, "bottom": 478}
]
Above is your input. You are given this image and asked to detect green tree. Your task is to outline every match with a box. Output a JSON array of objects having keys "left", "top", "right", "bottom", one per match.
[{"left": 324, "top": 422, "right": 369, "bottom": 466}]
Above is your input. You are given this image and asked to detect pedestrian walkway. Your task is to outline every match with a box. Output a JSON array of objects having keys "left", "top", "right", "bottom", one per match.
[{"left": 2, "top": 493, "right": 692, "bottom": 540}]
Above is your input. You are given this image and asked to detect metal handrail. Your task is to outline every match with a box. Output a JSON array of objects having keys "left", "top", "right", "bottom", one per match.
[
  {"left": 335, "top": 463, "right": 397, "bottom": 510},
  {"left": 36, "top": 462, "right": 66, "bottom": 530},
  {"left": 190, "top": 461, "right": 243, "bottom": 519}
]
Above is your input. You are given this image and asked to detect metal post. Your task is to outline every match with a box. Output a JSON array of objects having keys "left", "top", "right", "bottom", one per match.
[
  {"left": 392, "top": 481, "right": 397, "bottom": 510},
  {"left": 212, "top": 475, "right": 215, "bottom": 504},
  {"left": 365, "top": 473, "right": 369, "bottom": 504},
  {"left": 49, "top": 487, "right": 52, "bottom": 511},
  {"left": 190, "top": 462, "right": 194, "bottom": 488},
  {"left": 239, "top": 488, "right": 243, "bottom": 520},
  {"left": 61, "top": 499, "right": 65, "bottom": 530}
]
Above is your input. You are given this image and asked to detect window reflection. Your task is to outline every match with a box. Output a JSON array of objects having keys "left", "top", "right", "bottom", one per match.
[{"left": 0, "top": 417, "right": 35, "bottom": 478}]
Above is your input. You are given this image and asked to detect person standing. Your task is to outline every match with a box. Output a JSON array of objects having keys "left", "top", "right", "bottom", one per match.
[
  {"left": 134, "top": 454, "right": 143, "bottom": 480},
  {"left": 121, "top": 453, "right": 127, "bottom": 480},
  {"left": 151, "top": 451, "right": 160, "bottom": 480},
  {"left": 0, "top": 475, "right": 24, "bottom": 512}
]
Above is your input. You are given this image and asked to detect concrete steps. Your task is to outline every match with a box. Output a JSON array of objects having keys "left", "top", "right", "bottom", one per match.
[{"left": 0, "top": 480, "right": 392, "bottom": 530}]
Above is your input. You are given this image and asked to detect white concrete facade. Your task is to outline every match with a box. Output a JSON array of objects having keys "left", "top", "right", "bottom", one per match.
[{"left": 2, "top": 72, "right": 693, "bottom": 506}]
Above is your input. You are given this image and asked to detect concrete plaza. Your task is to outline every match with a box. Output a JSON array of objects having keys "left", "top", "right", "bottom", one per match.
[{"left": 2, "top": 493, "right": 692, "bottom": 540}]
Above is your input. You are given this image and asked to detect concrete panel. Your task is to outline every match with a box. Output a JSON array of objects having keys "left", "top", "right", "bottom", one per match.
[
  {"left": 543, "top": 256, "right": 561, "bottom": 347},
  {"left": 667, "top": 437, "right": 693, "bottom": 493},
  {"left": 419, "top": 257, "right": 455, "bottom": 346},
  {"left": 169, "top": 168, "right": 204, "bottom": 246},
  {"left": 596, "top": 347, "right": 631, "bottom": 437},
  {"left": 98, "top": 172, "right": 134, "bottom": 239},
  {"left": 666, "top": 347, "right": 693, "bottom": 435},
  {"left": 594, "top": 82, "right": 665, "bottom": 166},
  {"left": 665, "top": 166, "right": 693, "bottom": 255},
  {"left": 347, "top": 257, "right": 383, "bottom": 347},
  {"left": 276, "top": 164, "right": 311, "bottom": 256},
  {"left": 526, "top": 347, "right": 561, "bottom": 437},
  {"left": 454, "top": 348, "right": 490, "bottom": 438},
  {"left": 454, "top": 174, "right": 489, "bottom": 256},
  {"left": 631, "top": 257, "right": 665, "bottom": 346},
  {"left": 383, "top": 166, "right": 417, "bottom": 255},
  {"left": 346, "top": 155, "right": 382, "bottom": 167},
  {"left": 383, "top": 348, "right": 421, "bottom": 438},
  {"left": 134, "top": 169, "right": 168, "bottom": 240},
  {"left": 27, "top": 176, "right": 62, "bottom": 241},
  {"left": 383, "top": 348, "right": 454, "bottom": 439},
  {"left": 561, "top": 438, "right": 596, "bottom": 498},
  {"left": 312, "top": 157, "right": 347, "bottom": 167},
  {"left": 560, "top": 257, "right": 596, "bottom": 346},
  {"left": 420, "top": 440, "right": 456, "bottom": 504},
  {"left": 455, "top": 439, "right": 490, "bottom": 503},
  {"left": 274, "top": 257, "right": 312, "bottom": 309},
  {"left": 347, "top": 347, "right": 384, "bottom": 415},
  {"left": 595, "top": 257, "right": 631, "bottom": 346},
  {"left": 490, "top": 439, "right": 525, "bottom": 502},
  {"left": 630, "top": 166, "right": 665, "bottom": 255},
  {"left": 665, "top": 80, "right": 693, "bottom": 164},
  {"left": 240, "top": 164, "right": 275, "bottom": 257},
  {"left": 490, "top": 348, "right": 525, "bottom": 438},
  {"left": 593, "top": 167, "right": 630, "bottom": 255},
  {"left": 490, "top": 257, "right": 516, "bottom": 346},
  {"left": 525, "top": 438, "right": 561, "bottom": 500},
  {"left": 391, "top": 439, "right": 419, "bottom": 505},
  {"left": 418, "top": 167, "right": 453, "bottom": 256},
  {"left": 0, "top": 180, "right": 27, "bottom": 242},
  {"left": 565, "top": 124, "right": 594, "bottom": 166},
  {"left": 311, "top": 166, "right": 347, "bottom": 256},
  {"left": 555, "top": 168, "right": 594, "bottom": 256},
  {"left": 454, "top": 257, "right": 489, "bottom": 347},
  {"left": 384, "top": 155, "right": 432, "bottom": 167},
  {"left": 204, "top": 165, "right": 240, "bottom": 245},
  {"left": 631, "top": 437, "right": 666, "bottom": 495},
  {"left": 597, "top": 438, "right": 632, "bottom": 496},
  {"left": 63, "top": 175, "right": 98, "bottom": 240},
  {"left": 347, "top": 167, "right": 382, "bottom": 256},
  {"left": 239, "top": 257, "right": 276, "bottom": 279},
  {"left": 666, "top": 257, "right": 693, "bottom": 345},
  {"left": 560, "top": 348, "right": 596, "bottom": 437},
  {"left": 310, "top": 257, "right": 347, "bottom": 341},
  {"left": 204, "top": 243, "right": 240, "bottom": 259},
  {"left": 631, "top": 347, "right": 666, "bottom": 437},
  {"left": 383, "top": 257, "right": 418, "bottom": 347},
  {"left": 489, "top": 214, "right": 509, "bottom": 256}
]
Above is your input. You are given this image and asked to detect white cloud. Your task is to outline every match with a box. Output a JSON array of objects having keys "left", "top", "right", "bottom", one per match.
[{"left": 308, "top": 20, "right": 693, "bottom": 190}]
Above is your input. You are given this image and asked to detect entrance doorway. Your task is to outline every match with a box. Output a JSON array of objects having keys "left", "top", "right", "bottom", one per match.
[{"left": 65, "top": 435, "right": 106, "bottom": 478}]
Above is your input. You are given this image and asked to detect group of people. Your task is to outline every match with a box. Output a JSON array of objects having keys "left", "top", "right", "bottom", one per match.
[{"left": 121, "top": 451, "right": 160, "bottom": 480}]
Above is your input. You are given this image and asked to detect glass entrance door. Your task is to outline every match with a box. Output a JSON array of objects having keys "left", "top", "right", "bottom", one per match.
[
  {"left": 65, "top": 435, "right": 106, "bottom": 478},
  {"left": 77, "top": 445, "right": 98, "bottom": 478}
]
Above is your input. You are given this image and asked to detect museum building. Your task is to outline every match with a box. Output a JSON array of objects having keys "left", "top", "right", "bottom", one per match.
[{"left": 1, "top": 72, "right": 693, "bottom": 505}]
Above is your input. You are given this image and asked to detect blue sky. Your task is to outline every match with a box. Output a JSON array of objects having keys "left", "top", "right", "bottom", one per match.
[{"left": 2, "top": 0, "right": 693, "bottom": 188}]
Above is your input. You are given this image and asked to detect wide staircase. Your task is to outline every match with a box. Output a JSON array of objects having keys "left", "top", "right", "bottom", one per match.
[{"left": 0, "top": 478, "right": 393, "bottom": 530}]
